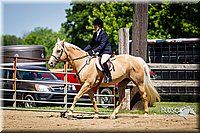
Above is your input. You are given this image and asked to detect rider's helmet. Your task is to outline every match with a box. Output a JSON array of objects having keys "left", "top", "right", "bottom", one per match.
[{"left": 93, "top": 18, "right": 103, "bottom": 28}]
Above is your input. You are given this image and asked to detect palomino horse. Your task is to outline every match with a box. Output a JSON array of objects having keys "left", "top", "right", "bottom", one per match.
[{"left": 48, "top": 38, "right": 160, "bottom": 119}]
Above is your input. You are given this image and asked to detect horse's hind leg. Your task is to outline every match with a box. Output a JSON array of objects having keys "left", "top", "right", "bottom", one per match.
[
  {"left": 87, "top": 89, "right": 99, "bottom": 119},
  {"left": 130, "top": 69, "right": 149, "bottom": 115},
  {"left": 110, "top": 79, "right": 130, "bottom": 119},
  {"left": 137, "top": 83, "right": 148, "bottom": 115},
  {"left": 110, "top": 97, "right": 126, "bottom": 119}
]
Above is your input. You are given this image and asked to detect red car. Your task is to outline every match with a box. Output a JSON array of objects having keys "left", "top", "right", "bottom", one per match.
[
  {"left": 51, "top": 69, "right": 157, "bottom": 108},
  {"left": 53, "top": 69, "right": 99, "bottom": 92},
  {"left": 51, "top": 69, "right": 117, "bottom": 108}
]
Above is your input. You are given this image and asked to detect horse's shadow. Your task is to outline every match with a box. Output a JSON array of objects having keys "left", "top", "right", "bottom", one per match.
[{"left": 62, "top": 113, "right": 140, "bottom": 120}]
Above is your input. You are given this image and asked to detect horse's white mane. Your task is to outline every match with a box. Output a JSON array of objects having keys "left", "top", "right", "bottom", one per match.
[{"left": 64, "top": 42, "right": 86, "bottom": 53}]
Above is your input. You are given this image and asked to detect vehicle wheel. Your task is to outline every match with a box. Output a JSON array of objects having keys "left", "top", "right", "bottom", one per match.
[
  {"left": 100, "top": 88, "right": 113, "bottom": 108},
  {"left": 24, "top": 94, "right": 36, "bottom": 108}
]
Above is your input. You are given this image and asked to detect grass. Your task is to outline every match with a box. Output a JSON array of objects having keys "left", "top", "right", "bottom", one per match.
[
  {"left": 7, "top": 102, "right": 199, "bottom": 115},
  {"left": 120, "top": 102, "right": 199, "bottom": 115},
  {"left": 29, "top": 105, "right": 114, "bottom": 114},
  {"left": 149, "top": 102, "right": 199, "bottom": 115}
]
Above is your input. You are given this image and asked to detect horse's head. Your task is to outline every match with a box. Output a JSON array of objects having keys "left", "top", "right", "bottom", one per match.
[{"left": 48, "top": 38, "right": 66, "bottom": 67}]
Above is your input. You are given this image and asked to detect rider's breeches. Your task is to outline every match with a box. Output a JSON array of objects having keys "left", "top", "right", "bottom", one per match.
[{"left": 101, "top": 54, "right": 111, "bottom": 64}]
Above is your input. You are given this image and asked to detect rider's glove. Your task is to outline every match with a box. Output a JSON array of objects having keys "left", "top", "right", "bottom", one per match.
[
  {"left": 95, "top": 52, "right": 100, "bottom": 56},
  {"left": 88, "top": 50, "right": 95, "bottom": 56}
]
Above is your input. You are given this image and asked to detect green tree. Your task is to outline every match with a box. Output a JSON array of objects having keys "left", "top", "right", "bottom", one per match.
[
  {"left": 62, "top": 2, "right": 133, "bottom": 51},
  {"left": 148, "top": 3, "right": 200, "bottom": 39},
  {"left": 22, "top": 27, "right": 67, "bottom": 68},
  {"left": 23, "top": 27, "right": 66, "bottom": 58},
  {"left": 63, "top": 2, "right": 200, "bottom": 50},
  {"left": 2, "top": 35, "right": 24, "bottom": 46}
]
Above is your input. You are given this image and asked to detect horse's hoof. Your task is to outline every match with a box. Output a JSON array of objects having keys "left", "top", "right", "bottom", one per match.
[
  {"left": 60, "top": 112, "right": 66, "bottom": 118},
  {"left": 144, "top": 113, "right": 148, "bottom": 117},
  {"left": 67, "top": 114, "right": 73, "bottom": 120},
  {"left": 93, "top": 113, "right": 99, "bottom": 119},
  {"left": 110, "top": 115, "right": 116, "bottom": 119},
  {"left": 93, "top": 116, "right": 99, "bottom": 119}
]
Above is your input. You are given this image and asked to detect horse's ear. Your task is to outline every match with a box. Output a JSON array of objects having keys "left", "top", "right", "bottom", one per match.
[
  {"left": 61, "top": 39, "right": 65, "bottom": 47},
  {"left": 57, "top": 38, "right": 60, "bottom": 42}
]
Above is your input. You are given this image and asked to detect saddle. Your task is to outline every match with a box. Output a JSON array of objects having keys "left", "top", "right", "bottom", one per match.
[{"left": 95, "top": 57, "right": 115, "bottom": 72}]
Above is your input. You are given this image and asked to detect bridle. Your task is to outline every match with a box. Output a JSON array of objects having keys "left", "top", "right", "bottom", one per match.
[
  {"left": 51, "top": 43, "right": 93, "bottom": 81},
  {"left": 51, "top": 44, "right": 89, "bottom": 63},
  {"left": 51, "top": 48, "right": 64, "bottom": 63}
]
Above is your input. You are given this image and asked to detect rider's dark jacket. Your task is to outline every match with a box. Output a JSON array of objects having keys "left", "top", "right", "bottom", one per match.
[{"left": 84, "top": 30, "right": 112, "bottom": 55}]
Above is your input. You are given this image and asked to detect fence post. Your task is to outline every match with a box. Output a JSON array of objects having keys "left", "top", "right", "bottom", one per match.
[
  {"left": 118, "top": 28, "right": 129, "bottom": 55},
  {"left": 131, "top": 3, "right": 148, "bottom": 61},
  {"left": 13, "top": 56, "right": 17, "bottom": 109},
  {"left": 130, "top": 3, "right": 148, "bottom": 111},
  {"left": 118, "top": 28, "right": 130, "bottom": 110},
  {"left": 64, "top": 62, "right": 68, "bottom": 112}
]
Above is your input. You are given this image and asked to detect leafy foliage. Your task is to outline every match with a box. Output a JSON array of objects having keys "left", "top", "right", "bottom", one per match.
[
  {"left": 62, "top": 2, "right": 200, "bottom": 51},
  {"left": 148, "top": 3, "right": 200, "bottom": 39},
  {"left": 2, "top": 35, "right": 24, "bottom": 46},
  {"left": 2, "top": 27, "right": 66, "bottom": 68},
  {"left": 22, "top": 27, "right": 66, "bottom": 58},
  {"left": 22, "top": 27, "right": 67, "bottom": 68},
  {"left": 62, "top": 2, "right": 133, "bottom": 50},
  {"left": 2, "top": 2, "right": 200, "bottom": 69}
]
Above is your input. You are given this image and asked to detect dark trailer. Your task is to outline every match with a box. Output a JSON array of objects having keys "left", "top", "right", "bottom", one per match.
[
  {"left": 1, "top": 45, "right": 46, "bottom": 66},
  {"left": 147, "top": 38, "right": 200, "bottom": 101}
]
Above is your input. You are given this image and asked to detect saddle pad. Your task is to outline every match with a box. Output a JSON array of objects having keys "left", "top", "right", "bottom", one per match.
[{"left": 95, "top": 58, "right": 113, "bottom": 72}]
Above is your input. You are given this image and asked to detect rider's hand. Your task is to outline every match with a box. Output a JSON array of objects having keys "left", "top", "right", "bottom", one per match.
[
  {"left": 95, "top": 52, "right": 100, "bottom": 56},
  {"left": 88, "top": 50, "right": 94, "bottom": 56}
]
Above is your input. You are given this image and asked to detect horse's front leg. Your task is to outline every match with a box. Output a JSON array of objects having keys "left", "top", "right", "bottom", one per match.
[
  {"left": 88, "top": 89, "right": 99, "bottom": 119},
  {"left": 68, "top": 83, "right": 90, "bottom": 117}
]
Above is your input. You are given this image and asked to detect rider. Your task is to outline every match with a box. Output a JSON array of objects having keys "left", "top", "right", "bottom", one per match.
[{"left": 84, "top": 18, "right": 112, "bottom": 83}]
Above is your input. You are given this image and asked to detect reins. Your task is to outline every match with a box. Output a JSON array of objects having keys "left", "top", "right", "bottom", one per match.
[
  {"left": 51, "top": 43, "right": 94, "bottom": 82},
  {"left": 62, "top": 48, "right": 94, "bottom": 81},
  {"left": 71, "top": 55, "right": 89, "bottom": 61},
  {"left": 51, "top": 45, "right": 88, "bottom": 63},
  {"left": 76, "top": 55, "right": 94, "bottom": 79}
]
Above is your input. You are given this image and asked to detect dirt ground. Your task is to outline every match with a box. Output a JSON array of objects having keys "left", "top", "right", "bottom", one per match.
[{"left": 1, "top": 110, "right": 199, "bottom": 132}]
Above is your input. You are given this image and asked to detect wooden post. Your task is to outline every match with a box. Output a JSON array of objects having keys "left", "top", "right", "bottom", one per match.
[
  {"left": 64, "top": 61, "right": 68, "bottom": 112},
  {"left": 118, "top": 28, "right": 129, "bottom": 54},
  {"left": 13, "top": 56, "right": 17, "bottom": 109},
  {"left": 130, "top": 3, "right": 148, "bottom": 111},
  {"left": 131, "top": 3, "right": 148, "bottom": 61},
  {"left": 118, "top": 28, "right": 129, "bottom": 110}
]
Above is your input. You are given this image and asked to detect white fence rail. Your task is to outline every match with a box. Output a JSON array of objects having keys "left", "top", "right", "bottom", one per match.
[{"left": 0, "top": 66, "right": 115, "bottom": 113}]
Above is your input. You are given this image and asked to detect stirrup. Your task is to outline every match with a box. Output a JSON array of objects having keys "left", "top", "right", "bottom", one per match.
[{"left": 105, "top": 76, "right": 112, "bottom": 83}]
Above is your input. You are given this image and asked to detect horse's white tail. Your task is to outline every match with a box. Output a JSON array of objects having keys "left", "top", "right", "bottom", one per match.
[{"left": 138, "top": 57, "right": 160, "bottom": 105}]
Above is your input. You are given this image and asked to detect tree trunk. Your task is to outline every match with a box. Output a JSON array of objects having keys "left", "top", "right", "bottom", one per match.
[{"left": 131, "top": 3, "right": 148, "bottom": 61}]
